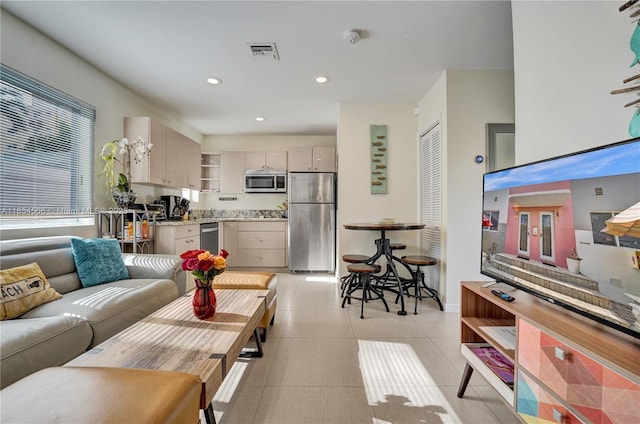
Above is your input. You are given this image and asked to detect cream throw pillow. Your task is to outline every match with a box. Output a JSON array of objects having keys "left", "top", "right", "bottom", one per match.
[{"left": 0, "top": 262, "right": 62, "bottom": 320}]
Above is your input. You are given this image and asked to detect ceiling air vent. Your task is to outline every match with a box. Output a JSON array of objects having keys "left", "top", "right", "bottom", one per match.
[{"left": 248, "top": 43, "right": 280, "bottom": 61}]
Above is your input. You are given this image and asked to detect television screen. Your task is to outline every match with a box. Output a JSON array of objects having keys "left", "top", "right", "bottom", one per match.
[{"left": 481, "top": 138, "right": 640, "bottom": 339}]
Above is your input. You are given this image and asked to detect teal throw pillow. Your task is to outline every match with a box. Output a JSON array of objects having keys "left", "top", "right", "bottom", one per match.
[{"left": 71, "top": 238, "right": 129, "bottom": 287}]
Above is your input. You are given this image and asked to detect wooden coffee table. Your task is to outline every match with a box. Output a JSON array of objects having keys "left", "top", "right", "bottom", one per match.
[{"left": 65, "top": 289, "right": 268, "bottom": 424}]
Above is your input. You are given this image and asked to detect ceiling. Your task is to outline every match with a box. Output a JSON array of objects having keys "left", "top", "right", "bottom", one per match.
[{"left": 2, "top": 1, "right": 514, "bottom": 136}]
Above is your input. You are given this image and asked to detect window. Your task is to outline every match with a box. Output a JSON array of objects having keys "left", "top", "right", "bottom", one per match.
[
  {"left": 483, "top": 210, "right": 500, "bottom": 231},
  {"left": 1, "top": 64, "right": 95, "bottom": 229},
  {"left": 590, "top": 211, "right": 639, "bottom": 248}
]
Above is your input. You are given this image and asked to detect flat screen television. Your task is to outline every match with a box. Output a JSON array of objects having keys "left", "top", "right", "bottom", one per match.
[{"left": 481, "top": 138, "right": 640, "bottom": 339}]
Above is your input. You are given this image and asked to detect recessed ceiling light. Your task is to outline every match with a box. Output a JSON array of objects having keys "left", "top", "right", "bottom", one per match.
[
  {"left": 206, "top": 77, "right": 222, "bottom": 85},
  {"left": 315, "top": 75, "right": 330, "bottom": 84},
  {"left": 256, "top": 117, "right": 265, "bottom": 122}
]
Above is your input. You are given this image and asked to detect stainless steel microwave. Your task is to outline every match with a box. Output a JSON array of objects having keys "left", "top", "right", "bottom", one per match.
[{"left": 244, "top": 169, "right": 287, "bottom": 193}]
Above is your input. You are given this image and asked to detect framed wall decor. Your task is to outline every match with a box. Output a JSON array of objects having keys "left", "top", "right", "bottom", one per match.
[{"left": 370, "top": 124, "right": 387, "bottom": 194}]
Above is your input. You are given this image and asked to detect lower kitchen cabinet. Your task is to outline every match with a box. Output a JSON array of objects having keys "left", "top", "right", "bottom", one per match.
[
  {"left": 155, "top": 223, "right": 200, "bottom": 254},
  {"left": 221, "top": 220, "right": 286, "bottom": 268},
  {"left": 222, "top": 221, "right": 238, "bottom": 267}
]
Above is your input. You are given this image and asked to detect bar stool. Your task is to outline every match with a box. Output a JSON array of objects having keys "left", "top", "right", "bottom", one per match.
[
  {"left": 341, "top": 263, "right": 389, "bottom": 319},
  {"left": 400, "top": 255, "right": 444, "bottom": 313},
  {"left": 340, "top": 254, "right": 370, "bottom": 299}
]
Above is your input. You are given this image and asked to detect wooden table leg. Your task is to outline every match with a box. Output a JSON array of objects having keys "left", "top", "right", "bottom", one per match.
[{"left": 457, "top": 363, "right": 474, "bottom": 398}]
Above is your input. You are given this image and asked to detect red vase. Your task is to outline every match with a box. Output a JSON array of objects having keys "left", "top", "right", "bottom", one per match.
[{"left": 192, "top": 280, "right": 217, "bottom": 319}]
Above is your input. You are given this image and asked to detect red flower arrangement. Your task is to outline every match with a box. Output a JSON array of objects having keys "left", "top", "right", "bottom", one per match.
[
  {"left": 179, "top": 249, "right": 229, "bottom": 286},
  {"left": 180, "top": 249, "right": 229, "bottom": 319}
]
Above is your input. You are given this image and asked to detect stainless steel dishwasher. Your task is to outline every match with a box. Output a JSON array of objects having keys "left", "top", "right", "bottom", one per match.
[{"left": 200, "top": 222, "right": 219, "bottom": 253}]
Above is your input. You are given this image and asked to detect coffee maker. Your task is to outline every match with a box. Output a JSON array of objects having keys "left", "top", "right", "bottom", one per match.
[{"left": 159, "top": 195, "right": 189, "bottom": 220}]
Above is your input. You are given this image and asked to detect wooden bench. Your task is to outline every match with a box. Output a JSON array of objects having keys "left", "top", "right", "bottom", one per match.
[{"left": 213, "top": 271, "right": 277, "bottom": 341}]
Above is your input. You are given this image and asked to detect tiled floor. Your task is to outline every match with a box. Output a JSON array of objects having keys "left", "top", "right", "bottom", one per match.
[{"left": 209, "top": 273, "right": 518, "bottom": 424}]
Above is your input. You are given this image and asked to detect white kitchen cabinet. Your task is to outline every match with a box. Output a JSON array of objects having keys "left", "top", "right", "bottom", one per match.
[
  {"left": 184, "top": 136, "right": 201, "bottom": 190},
  {"left": 154, "top": 223, "right": 200, "bottom": 254},
  {"left": 126, "top": 117, "right": 167, "bottom": 186},
  {"left": 287, "top": 147, "right": 335, "bottom": 172},
  {"left": 126, "top": 117, "right": 200, "bottom": 189},
  {"left": 165, "top": 128, "right": 186, "bottom": 188},
  {"left": 221, "top": 221, "right": 238, "bottom": 267},
  {"left": 236, "top": 221, "right": 287, "bottom": 267},
  {"left": 244, "top": 151, "right": 287, "bottom": 171},
  {"left": 166, "top": 128, "right": 202, "bottom": 189},
  {"left": 220, "top": 151, "right": 245, "bottom": 193}
]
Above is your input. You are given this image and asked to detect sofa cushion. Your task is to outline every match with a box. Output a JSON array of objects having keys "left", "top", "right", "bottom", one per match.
[
  {"left": 0, "top": 263, "right": 62, "bottom": 320},
  {"left": 0, "top": 316, "right": 92, "bottom": 388},
  {"left": 20, "top": 278, "right": 179, "bottom": 347},
  {"left": 71, "top": 238, "right": 129, "bottom": 287},
  {"left": 0, "top": 236, "right": 82, "bottom": 294}
]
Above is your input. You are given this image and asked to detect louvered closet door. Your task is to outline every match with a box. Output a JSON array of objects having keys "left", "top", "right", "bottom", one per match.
[{"left": 420, "top": 123, "right": 442, "bottom": 292}]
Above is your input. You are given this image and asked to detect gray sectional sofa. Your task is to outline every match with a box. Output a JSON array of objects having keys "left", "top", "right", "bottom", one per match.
[{"left": 0, "top": 236, "right": 189, "bottom": 388}]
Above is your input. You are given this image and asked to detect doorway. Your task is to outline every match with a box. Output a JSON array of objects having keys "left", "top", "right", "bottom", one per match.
[
  {"left": 486, "top": 123, "right": 515, "bottom": 172},
  {"left": 540, "top": 211, "right": 555, "bottom": 262},
  {"left": 518, "top": 211, "right": 530, "bottom": 256}
]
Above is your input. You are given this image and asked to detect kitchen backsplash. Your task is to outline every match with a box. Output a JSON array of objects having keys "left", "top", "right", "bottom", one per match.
[{"left": 189, "top": 209, "right": 286, "bottom": 219}]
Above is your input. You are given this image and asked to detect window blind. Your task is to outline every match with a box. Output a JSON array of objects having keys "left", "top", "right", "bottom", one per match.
[{"left": 0, "top": 64, "right": 95, "bottom": 228}]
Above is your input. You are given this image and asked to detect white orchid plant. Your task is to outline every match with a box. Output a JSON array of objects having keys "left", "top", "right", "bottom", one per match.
[{"left": 100, "top": 136, "right": 153, "bottom": 193}]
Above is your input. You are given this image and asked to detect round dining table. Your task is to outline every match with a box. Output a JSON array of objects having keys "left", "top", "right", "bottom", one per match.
[{"left": 343, "top": 222, "right": 425, "bottom": 315}]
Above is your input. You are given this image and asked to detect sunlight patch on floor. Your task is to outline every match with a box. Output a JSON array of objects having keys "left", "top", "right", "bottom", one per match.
[
  {"left": 210, "top": 359, "right": 252, "bottom": 423},
  {"left": 214, "top": 360, "right": 249, "bottom": 403},
  {"left": 358, "top": 339, "right": 462, "bottom": 424},
  {"left": 304, "top": 275, "right": 338, "bottom": 283}
]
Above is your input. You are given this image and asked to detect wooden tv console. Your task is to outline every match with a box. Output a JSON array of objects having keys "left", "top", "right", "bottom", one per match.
[{"left": 459, "top": 281, "right": 640, "bottom": 424}]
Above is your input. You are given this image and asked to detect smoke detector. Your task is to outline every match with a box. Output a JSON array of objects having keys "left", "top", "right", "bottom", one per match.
[{"left": 343, "top": 29, "right": 361, "bottom": 45}]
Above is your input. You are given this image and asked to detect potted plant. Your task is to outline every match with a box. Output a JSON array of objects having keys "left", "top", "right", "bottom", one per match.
[
  {"left": 100, "top": 137, "right": 152, "bottom": 208},
  {"left": 566, "top": 248, "right": 582, "bottom": 274}
]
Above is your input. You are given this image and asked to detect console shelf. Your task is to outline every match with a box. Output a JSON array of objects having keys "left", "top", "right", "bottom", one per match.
[{"left": 459, "top": 281, "right": 640, "bottom": 424}]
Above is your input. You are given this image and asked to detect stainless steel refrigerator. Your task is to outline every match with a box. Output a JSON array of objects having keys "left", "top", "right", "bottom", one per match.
[{"left": 288, "top": 172, "right": 336, "bottom": 272}]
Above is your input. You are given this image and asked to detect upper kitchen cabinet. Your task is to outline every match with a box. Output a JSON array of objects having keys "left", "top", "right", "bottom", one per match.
[
  {"left": 288, "top": 147, "right": 336, "bottom": 172},
  {"left": 126, "top": 117, "right": 167, "bottom": 186},
  {"left": 245, "top": 151, "right": 287, "bottom": 171},
  {"left": 220, "top": 151, "right": 245, "bottom": 193},
  {"left": 165, "top": 127, "right": 187, "bottom": 188},
  {"left": 184, "top": 133, "right": 201, "bottom": 190},
  {"left": 166, "top": 128, "right": 201, "bottom": 189},
  {"left": 126, "top": 117, "right": 201, "bottom": 189}
]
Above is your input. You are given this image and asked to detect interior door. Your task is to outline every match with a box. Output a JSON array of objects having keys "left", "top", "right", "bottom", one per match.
[
  {"left": 540, "top": 211, "right": 555, "bottom": 262},
  {"left": 518, "top": 212, "right": 530, "bottom": 256},
  {"left": 420, "top": 123, "right": 441, "bottom": 291}
]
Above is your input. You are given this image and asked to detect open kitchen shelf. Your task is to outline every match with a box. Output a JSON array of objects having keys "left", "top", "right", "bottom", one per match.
[{"left": 96, "top": 209, "right": 155, "bottom": 254}]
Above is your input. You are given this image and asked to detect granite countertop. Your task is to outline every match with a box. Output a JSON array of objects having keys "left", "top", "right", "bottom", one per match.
[{"left": 155, "top": 217, "right": 287, "bottom": 226}]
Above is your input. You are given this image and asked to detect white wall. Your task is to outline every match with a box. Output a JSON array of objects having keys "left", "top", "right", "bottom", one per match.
[
  {"left": 197, "top": 134, "right": 336, "bottom": 210},
  {"left": 417, "top": 70, "right": 515, "bottom": 310},
  {"left": 512, "top": 1, "right": 630, "bottom": 162},
  {"left": 336, "top": 102, "right": 419, "bottom": 278},
  {"left": 0, "top": 11, "right": 202, "bottom": 240},
  {"left": 511, "top": 2, "right": 639, "bottom": 314}
]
